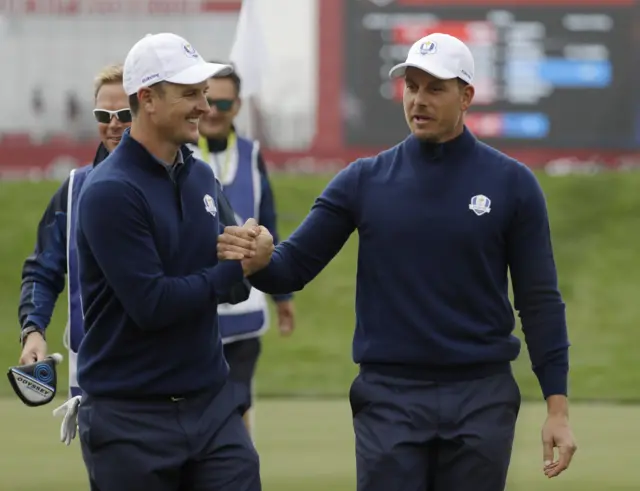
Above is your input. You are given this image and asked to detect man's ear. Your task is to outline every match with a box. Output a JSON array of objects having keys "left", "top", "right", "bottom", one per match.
[
  {"left": 140, "top": 84, "right": 165, "bottom": 114},
  {"left": 138, "top": 88, "right": 154, "bottom": 114},
  {"left": 232, "top": 97, "right": 242, "bottom": 117},
  {"left": 461, "top": 84, "right": 475, "bottom": 112}
]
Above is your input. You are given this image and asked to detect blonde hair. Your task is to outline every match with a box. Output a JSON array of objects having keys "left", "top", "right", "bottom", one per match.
[{"left": 93, "top": 64, "right": 124, "bottom": 99}]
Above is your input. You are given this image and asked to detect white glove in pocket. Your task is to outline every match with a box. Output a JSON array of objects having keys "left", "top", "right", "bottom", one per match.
[{"left": 52, "top": 395, "right": 81, "bottom": 446}]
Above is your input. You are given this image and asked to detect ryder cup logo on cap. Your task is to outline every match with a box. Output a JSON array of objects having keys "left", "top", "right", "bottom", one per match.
[
  {"left": 419, "top": 40, "right": 437, "bottom": 55},
  {"left": 123, "top": 32, "right": 234, "bottom": 96},
  {"left": 389, "top": 33, "right": 475, "bottom": 84},
  {"left": 183, "top": 43, "right": 198, "bottom": 58}
]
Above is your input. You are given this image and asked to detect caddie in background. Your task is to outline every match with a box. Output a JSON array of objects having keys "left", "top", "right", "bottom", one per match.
[
  {"left": 16, "top": 64, "right": 131, "bottom": 487},
  {"left": 18, "top": 64, "right": 131, "bottom": 398},
  {"left": 191, "top": 65, "right": 296, "bottom": 435}
]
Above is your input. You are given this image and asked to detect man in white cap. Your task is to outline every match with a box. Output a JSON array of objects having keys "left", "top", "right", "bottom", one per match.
[
  {"left": 219, "top": 32, "right": 577, "bottom": 490},
  {"left": 74, "top": 33, "right": 272, "bottom": 491}
]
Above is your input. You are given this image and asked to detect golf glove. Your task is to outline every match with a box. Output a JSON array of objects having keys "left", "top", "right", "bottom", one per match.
[{"left": 52, "top": 395, "right": 81, "bottom": 446}]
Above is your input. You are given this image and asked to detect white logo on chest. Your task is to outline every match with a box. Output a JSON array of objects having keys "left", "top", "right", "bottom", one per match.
[
  {"left": 203, "top": 194, "right": 217, "bottom": 217},
  {"left": 469, "top": 195, "right": 491, "bottom": 216}
]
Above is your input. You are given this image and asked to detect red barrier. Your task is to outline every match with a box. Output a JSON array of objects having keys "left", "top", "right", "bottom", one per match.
[{"left": 1, "top": 140, "right": 638, "bottom": 180}]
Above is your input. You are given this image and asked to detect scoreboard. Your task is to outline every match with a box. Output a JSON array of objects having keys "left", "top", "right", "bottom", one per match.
[{"left": 343, "top": 0, "right": 639, "bottom": 149}]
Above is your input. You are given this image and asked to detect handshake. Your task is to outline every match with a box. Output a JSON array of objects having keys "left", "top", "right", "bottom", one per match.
[{"left": 217, "top": 218, "right": 274, "bottom": 276}]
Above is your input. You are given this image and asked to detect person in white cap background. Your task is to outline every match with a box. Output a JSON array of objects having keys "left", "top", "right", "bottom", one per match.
[
  {"left": 219, "top": 32, "right": 577, "bottom": 490},
  {"left": 73, "top": 32, "right": 273, "bottom": 491}
]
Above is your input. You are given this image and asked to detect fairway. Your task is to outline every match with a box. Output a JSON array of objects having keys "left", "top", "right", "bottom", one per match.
[
  {"left": 0, "top": 398, "right": 638, "bottom": 490},
  {"left": 1, "top": 174, "right": 640, "bottom": 489}
]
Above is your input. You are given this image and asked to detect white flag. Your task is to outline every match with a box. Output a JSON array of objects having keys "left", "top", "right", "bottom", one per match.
[{"left": 229, "top": 0, "right": 266, "bottom": 98}]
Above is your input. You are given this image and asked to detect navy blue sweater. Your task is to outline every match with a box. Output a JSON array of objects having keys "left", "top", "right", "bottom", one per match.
[
  {"left": 250, "top": 127, "right": 569, "bottom": 398},
  {"left": 76, "top": 131, "right": 244, "bottom": 397}
]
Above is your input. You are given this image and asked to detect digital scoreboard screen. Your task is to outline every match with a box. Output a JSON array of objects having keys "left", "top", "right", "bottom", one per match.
[{"left": 343, "top": 0, "right": 639, "bottom": 149}]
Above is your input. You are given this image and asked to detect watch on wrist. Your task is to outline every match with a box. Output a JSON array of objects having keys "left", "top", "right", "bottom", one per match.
[{"left": 20, "top": 325, "right": 45, "bottom": 346}]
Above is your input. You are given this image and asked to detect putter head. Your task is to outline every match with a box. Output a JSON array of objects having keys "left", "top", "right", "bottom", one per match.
[{"left": 7, "top": 354, "right": 62, "bottom": 407}]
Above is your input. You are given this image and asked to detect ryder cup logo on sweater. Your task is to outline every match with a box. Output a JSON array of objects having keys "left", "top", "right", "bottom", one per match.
[
  {"left": 469, "top": 195, "right": 491, "bottom": 216},
  {"left": 203, "top": 194, "right": 217, "bottom": 217}
]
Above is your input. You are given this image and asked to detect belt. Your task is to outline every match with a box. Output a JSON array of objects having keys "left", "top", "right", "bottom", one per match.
[
  {"left": 360, "top": 361, "right": 511, "bottom": 383},
  {"left": 87, "top": 387, "right": 211, "bottom": 404}
]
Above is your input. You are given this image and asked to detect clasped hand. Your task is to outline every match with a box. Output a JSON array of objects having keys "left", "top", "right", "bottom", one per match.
[{"left": 217, "top": 218, "right": 274, "bottom": 275}]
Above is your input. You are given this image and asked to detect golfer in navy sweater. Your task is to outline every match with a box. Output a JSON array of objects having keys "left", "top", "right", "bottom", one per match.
[
  {"left": 75, "top": 33, "right": 269, "bottom": 491},
  {"left": 222, "top": 33, "right": 577, "bottom": 490}
]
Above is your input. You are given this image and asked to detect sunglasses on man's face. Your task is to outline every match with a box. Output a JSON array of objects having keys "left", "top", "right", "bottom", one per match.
[
  {"left": 206, "top": 99, "right": 235, "bottom": 112},
  {"left": 93, "top": 108, "right": 132, "bottom": 124}
]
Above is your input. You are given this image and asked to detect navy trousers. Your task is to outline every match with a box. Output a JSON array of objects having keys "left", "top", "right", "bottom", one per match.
[
  {"left": 349, "top": 368, "right": 521, "bottom": 491},
  {"left": 78, "top": 380, "right": 260, "bottom": 491}
]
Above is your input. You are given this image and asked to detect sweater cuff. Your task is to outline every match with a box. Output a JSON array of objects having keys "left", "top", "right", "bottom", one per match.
[
  {"left": 247, "top": 263, "right": 273, "bottom": 290},
  {"left": 22, "top": 319, "right": 46, "bottom": 331},
  {"left": 533, "top": 359, "right": 569, "bottom": 400},
  {"left": 209, "top": 261, "right": 245, "bottom": 299}
]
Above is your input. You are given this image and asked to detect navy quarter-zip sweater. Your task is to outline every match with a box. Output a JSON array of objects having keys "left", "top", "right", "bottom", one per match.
[
  {"left": 76, "top": 130, "right": 244, "bottom": 397},
  {"left": 250, "top": 127, "right": 569, "bottom": 398}
]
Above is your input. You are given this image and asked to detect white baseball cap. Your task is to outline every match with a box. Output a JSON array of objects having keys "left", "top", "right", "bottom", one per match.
[
  {"left": 123, "top": 32, "right": 233, "bottom": 96},
  {"left": 389, "top": 33, "right": 474, "bottom": 84}
]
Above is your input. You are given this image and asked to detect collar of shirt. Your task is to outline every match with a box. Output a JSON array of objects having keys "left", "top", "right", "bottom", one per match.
[
  {"left": 151, "top": 149, "right": 184, "bottom": 181},
  {"left": 153, "top": 149, "right": 184, "bottom": 167},
  {"left": 92, "top": 142, "right": 110, "bottom": 168},
  {"left": 407, "top": 125, "right": 477, "bottom": 162},
  {"left": 117, "top": 129, "right": 195, "bottom": 176}
]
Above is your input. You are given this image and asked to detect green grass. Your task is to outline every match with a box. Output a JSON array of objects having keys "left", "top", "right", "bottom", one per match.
[
  {"left": 0, "top": 398, "right": 638, "bottom": 490},
  {"left": 1, "top": 172, "right": 640, "bottom": 401}
]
